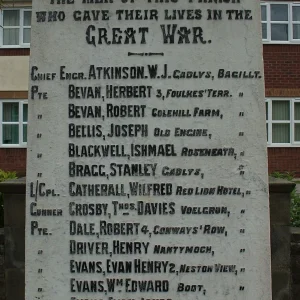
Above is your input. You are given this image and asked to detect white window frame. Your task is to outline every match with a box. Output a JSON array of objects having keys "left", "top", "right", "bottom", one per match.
[
  {"left": 0, "top": 100, "right": 28, "bottom": 148},
  {"left": 0, "top": 8, "right": 31, "bottom": 48},
  {"left": 266, "top": 98, "right": 300, "bottom": 147},
  {"left": 261, "top": 2, "right": 300, "bottom": 44},
  {"left": 261, "top": 3, "right": 268, "bottom": 42}
]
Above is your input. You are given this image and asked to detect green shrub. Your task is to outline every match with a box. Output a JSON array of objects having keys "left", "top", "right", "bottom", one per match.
[
  {"left": 291, "top": 189, "right": 300, "bottom": 227},
  {"left": 0, "top": 170, "right": 17, "bottom": 228},
  {"left": 270, "top": 171, "right": 295, "bottom": 181}
]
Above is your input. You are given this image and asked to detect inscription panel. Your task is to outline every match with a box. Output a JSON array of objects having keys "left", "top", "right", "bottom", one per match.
[{"left": 26, "top": 1, "right": 271, "bottom": 300}]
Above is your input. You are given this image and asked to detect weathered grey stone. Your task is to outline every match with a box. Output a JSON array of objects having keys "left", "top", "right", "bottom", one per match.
[
  {"left": 291, "top": 227, "right": 300, "bottom": 243},
  {"left": 0, "top": 229, "right": 5, "bottom": 300},
  {"left": 270, "top": 193, "right": 291, "bottom": 225},
  {"left": 0, "top": 229, "right": 4, "bottom": 245},
  {"left": 4, "top": 227, "right": 24, "bottom": 269},
  {"left": 269, "top": 177, "right": 296, "bottom": 193},
  {"left": 291, "top": 255, "right": 300, "bottom": 274},
  {"left": 5, "top": 268, "right": 24, "bottom": 300},
  {"left": 0, "top": 178, "right": 26, "bottom": 195},
  {"left": 272, "top": 270, "right": 291, "bottom": 300},
  {"left": 291, "top": 243, "right": 300, "bottom": 256},
  {"left": 26, "top": 1, "right": 271, "bottom": 300},
  {"left": 292, "top": 284, "right": 300, "bottom": 300},
  {"left": 292, "top": 272, "right": 300, "bottom": 285},
  {"left": 4, "top": 194, "right": 25, "bottom": 228},
  {"left": 271, "top": 225, "right": 291, "bottom": 267}
]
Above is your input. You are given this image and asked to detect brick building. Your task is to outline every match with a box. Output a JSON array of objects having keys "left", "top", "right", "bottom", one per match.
[
  {"left": 0, "top": 0, "right": 299, "bottom": 176},
  {"left": 262, "top": 1, "right": 300, "bottom": 176}
]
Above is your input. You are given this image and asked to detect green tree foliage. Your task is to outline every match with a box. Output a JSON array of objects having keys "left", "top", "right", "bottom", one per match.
[{"left": 291, "top": 189, "right": 300, "bottom": 227}]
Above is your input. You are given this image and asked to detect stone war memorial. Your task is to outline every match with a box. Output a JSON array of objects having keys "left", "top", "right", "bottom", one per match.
[{"left": 25, "top": 0, "right": 272, "bottom": 300}]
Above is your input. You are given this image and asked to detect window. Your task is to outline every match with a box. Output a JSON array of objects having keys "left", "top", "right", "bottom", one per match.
[
  {"left": 266, "top": 99, "right": 300, "bottom": 146},
  {"left": 261, "top": 2, "right": 300, "bottom": 43},
  {"left": 0, "top": 101, "right": 28, "bottom": 147},
  {"left": 0, "top": 8, "right": 32, "bottom": 47}
]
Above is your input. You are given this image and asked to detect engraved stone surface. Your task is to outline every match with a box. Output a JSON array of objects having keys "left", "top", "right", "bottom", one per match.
[{"left": 26, "top": 1, "right": 272, "bottom": 300}]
